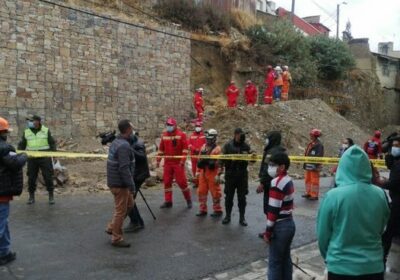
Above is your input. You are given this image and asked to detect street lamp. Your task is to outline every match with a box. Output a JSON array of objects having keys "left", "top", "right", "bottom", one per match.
[{"left": 337, "top": 1, "right": 347, "bottom": 39}]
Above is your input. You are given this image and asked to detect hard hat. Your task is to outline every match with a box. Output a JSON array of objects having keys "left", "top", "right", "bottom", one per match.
[
  {"left": 166, "top": 117, "right": 177, "bottom": 126},
  {"left": 26, "top": 114, "right": 41, "bottom": 121},
  {"left": 274, "top": 66, "right": 282, "bottom": 71},
  {"left": 374, "top": 130, "right": 382, "bottom": 138},
  {"left": 310, "top": 129, "right": 322, "bottom": 137},
  {"left": 0, "top": 117, "right": 12, "bottom": 132},
  {"left": 195, "top": 121, "right": 202, "bottom": 127},
  {"left": 198, "top": 88, "right": 204, "bottom": 92},
  {"left": 246, "top": 80, "right": 251, "bottom": 84},
  {"left": 206, "top": 129, "right": 218, "bottom": 138},
  {"left": 230, "top": 80, "right": 235, "bottom": 84},
  {"left": 284, "top": 65, "right": 289, "bottom": 70}
]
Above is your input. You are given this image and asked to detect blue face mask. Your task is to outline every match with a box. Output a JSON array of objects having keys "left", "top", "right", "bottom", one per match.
[
  {"left": 28, "top": 121, "right": 35, "bottom": 129},
  {"left": 166, "top": 125, "right": 174, "bottom": 133},
  {"left": 392, "top": 147, "right": 400, "bottom": 157}
]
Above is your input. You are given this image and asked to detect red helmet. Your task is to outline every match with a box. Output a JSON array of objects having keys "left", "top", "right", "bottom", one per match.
[
  {"left": 166, "top": 117, "right": 177, "bottom": 126},
  {"left": 310, "top": 129, "right": 321, "bottom": 137},
  {"left": 374, "top": 130, "right": 381, "bottom": 138}
]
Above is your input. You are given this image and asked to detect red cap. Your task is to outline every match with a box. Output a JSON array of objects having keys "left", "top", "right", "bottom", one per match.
[
  {"left": 310, "top": 129, "right": 321, "bottom": 137},
  {"left": 166, "top": 117, "right": 177, "bottom": 126}
]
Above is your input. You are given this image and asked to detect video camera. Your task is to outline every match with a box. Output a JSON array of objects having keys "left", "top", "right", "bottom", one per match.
[{"left": 98, "top": 130, "right": 116, "bottom": 145}]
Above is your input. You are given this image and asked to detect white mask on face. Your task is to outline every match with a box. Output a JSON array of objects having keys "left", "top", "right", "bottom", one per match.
[
  {"left": 268, "top": 165, "right": 278, "bottom": 178},
  {"left": 342, "top": 144, "right": 349, "bottom": 149},
  {"left": 265, "top": 138, "right": 269, "bottom": 146},
  {"left": 195, "top": 127, "right": 202, "bottom": 133}
]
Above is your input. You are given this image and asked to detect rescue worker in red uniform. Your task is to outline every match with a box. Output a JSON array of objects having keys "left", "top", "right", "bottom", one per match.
[
  {"left": 196, "top": 129, "right": 223, "bottom": 217},
  {"left": 363, "top": 130, "right": 383, "bottom": 159},
  {"left": 188, "top": 122, "right": 206, "bottom": 188},
  {"left": 157, "top": 117, "right": 192, "bottom": 209},
  {"left": 264, "top": 66, "right": 274, "bottom": 104},
  {"left": 193, "top": 88, "right": 205, "bottom": 122},
  {"left": 303, "top": 129, "right": 324, "bottom": 200},
  {"left": 244, "top": 80, "right": 258, "bottom": 106},
  {"left": 226, "top": 81, "right": 239, "bottom": 108}
]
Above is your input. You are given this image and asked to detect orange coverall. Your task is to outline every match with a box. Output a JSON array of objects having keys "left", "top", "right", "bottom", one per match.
[
  {"left": 226, "top": 85, "right": 239, "bottom": 108},
  {"left": 193, "top": 92, "right": 204, "bottom": 121},
  {"left": 281, "top": 70, "right": 292, "bottom": 101}
]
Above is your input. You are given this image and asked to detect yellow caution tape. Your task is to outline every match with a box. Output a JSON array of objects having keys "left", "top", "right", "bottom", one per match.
[{"left": 17, "top": 150, "right": 387, "bottom": 168}]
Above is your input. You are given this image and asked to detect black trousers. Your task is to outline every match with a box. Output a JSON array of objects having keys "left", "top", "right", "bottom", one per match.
[
  {"left": 128, "top": 179, "right": 145, "bottom": 226},
  {"left": 382, "top": 196, "right": 400, "bottom": 263},
  {"left": 27, "top": 157, "right": 54, "bottom": 193},
  {"left": 224, "top": 172, "right": 248, "bottom": 215},
  {"left": 328, "top": 272, "right": 383, "bottom": 280}
]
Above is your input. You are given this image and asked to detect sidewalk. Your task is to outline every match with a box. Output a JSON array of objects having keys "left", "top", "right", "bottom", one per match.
[{"left": 203, "top": 242, "right": 400, "bottom": 280}]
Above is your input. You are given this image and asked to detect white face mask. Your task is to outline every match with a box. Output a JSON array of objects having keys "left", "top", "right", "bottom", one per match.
[
  {"left": 268, "top": 165, "right": 278, "bottom": 178},
  {"left": 392, "top": 147, "right": 400, "bottom": 157},
  {"left": 195, "top": 127, "right": 202, "bottom": 133},
  {"left": 265, "top": 138, "right": 269, "bottom": 146},
  {"left": 342, "top": 144, "right": 349, "bottom": 149}
]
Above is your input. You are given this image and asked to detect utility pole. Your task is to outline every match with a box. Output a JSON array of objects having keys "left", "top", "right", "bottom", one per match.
[
  {"left": 336, "top": 4, "right": 340, "bottom": 39},
  {"left": 291, "top": 0, "right": 296, "bottom": 23}
]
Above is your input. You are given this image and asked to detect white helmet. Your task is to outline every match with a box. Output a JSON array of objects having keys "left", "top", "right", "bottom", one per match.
[
  {"left": 274, "top": 66, "right": 282, "bottom": 72},
  {"left": 206, "top": 129, "right": 218, "bottom": 138},
  {"left": 198, "top": 87, "right": 204, "bottom": 92}
]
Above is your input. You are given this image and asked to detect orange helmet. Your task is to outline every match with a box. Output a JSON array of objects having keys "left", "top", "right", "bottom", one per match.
[
  {"left": 0, "top": 117, "right": 12, "bottom": 132},
  {"left": 166, "top": 117, "right": 177, "bottom": 126},
  {"left": 310, "top": 129, "right": 321, "bottom": 137}
]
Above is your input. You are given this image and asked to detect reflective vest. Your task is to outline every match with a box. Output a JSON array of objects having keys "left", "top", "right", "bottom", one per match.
[{"left": 24, "top": 126, "right": 50, "bottom": 151}]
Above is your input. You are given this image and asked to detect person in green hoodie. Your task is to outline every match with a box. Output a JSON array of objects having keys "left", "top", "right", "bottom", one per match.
[{"left": 317, "top": 145, "right": 390, "bottom": 280}]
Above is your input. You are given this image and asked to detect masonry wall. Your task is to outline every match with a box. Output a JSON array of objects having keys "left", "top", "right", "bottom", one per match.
[{"left": 0, "top": 0, "right": 191, "bottom": 140}]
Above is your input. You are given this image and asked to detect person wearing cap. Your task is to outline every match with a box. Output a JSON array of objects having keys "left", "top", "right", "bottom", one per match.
[
  {"left": 273, "top": 66, "right": 283, "bottom": 101},
  {"left": 303, "top": 129, "right": 324, "bottom": 200},
  {"left": 220, "top": 128, "right": 253, "bottom": 226},
  {"left": 188, "top": 122, "right": 206, "bottom": 188},
  {"left": 157, "top": 117, "right": 192, "bottom": 209},
  {"left": 281, "top": 66, "right": 292, "bottom": 101},
  {"left": 317, "top": 146, "right": 389, "bottom": 280},
  {"left": 18, "top": 115, "right": 56, "bottom": 205},
  {"left": 105, "top": 119, "right": 136, "bottom": 248},
  {"left": 264, "top": 66, "right": 274, "bottom": 105},
  {"left": 195, "top": 129, "right": 223, "bottom": 217},
  {"left": 0, "top": 117, "right": 28, "bottom": 265},
  {"left": 225, "top": 81, "right": 239, "bottom": 108},
  {"left": 363, "top": 130, "right": 383, "bottom": 160},
  {"left": 193, "top": 88, "right": 205, "bottom": 122},
  {"left": 244, "top": 80, "right": 258, "bottom": 106}
]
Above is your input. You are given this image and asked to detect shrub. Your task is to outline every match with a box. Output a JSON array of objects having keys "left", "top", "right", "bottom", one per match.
[{"left": 230, "top": 8, "right": 258, "bottom": 32}]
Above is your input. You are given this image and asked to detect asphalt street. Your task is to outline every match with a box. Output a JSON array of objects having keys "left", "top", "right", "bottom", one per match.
[{"left": 0, "top": 177, "right": 333, "bottom": 280}]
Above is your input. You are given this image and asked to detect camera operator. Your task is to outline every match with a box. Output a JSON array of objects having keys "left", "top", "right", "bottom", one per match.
[
  {"left": 381, "top": 135, "right": 400, "bottom": 266},
  {"left": 105, "top": 120, "right": 135, "bottom": 248},
  {"left": 124, "top": 132, "right": 150, "bottom": 233}
]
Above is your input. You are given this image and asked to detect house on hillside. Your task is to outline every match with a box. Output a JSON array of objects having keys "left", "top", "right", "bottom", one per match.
[
  {"left": 276, "top": 7, "right": 330, "bottom": 36},
  {"left": 378, "top": 42, "right": 400, "bottom": 59},
  {"left": 198, "top": 0, "right": 257, "bottom": 15},
  {"left": 256, "top": 0, "right": 277, "bottom": 15}
]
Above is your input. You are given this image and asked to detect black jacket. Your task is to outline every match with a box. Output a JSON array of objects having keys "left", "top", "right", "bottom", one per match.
[
  {"left": 130, "top": 135, "right": 150, "bottom": 186},
  {"left": 259, "top": 131, "right": 286, "bottom": 186},
  {"left": 0, "top": 138, "right": 28, "bottom": 196},
  {"left": 221, "top": 139, "right": 252, "bottom": 175},
  {"left": 383, "top": 155, "right": 400, "bottom": 198},
  {"left": 107, "top": 135, "right": 135, "bottom": 190}
]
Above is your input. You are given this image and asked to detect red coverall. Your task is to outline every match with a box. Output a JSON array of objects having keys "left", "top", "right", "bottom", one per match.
[
  {"left": 197, "top": 144, "right": 223, "bottom": 213},
  {"left": 264, "top": 71, "right": 275, "bottom": 104},
  {"left": 226, "top": 85, "right": 239, "bottom": 108},
  {"left": 363, "top": 137, "right": 383, "bottom": 159},
  {"left": 193, "top": 92, "right": 204, "bottom": 121},
  {"left": 157, "top": 129, "right": 191, "bottom": 203},
  {"left": 188, "top": 131, "right": 206, "bottom": 181},
  {"left": 245, "top": 84, "right": 258, "bottom": 106}
]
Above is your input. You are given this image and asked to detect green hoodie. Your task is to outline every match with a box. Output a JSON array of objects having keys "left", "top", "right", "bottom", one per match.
[{"left": 317, "top": 145, "right": 390, "bottom": 275}]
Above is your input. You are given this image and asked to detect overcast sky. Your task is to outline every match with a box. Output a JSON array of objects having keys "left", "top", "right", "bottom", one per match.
[{"left": 272, "top": 0, "right": 400, "bottom": 52}]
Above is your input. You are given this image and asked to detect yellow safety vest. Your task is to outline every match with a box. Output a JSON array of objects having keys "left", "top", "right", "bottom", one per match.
[{"left": 24, "top": 126, "right": 50, "bottom": 151}]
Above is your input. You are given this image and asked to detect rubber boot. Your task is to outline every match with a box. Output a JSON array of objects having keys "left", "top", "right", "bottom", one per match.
[
  {"left": 222, "top": 207, "right": 232, "bottom": 225},
  {"left": 49, "top": 192, "right": 55, "bottom": 205},
  {"left": 27, "top": 192, "right": 35, "bottom": 205},
  {"left": 239, "top": 212, "right": 248, "bottom": 227}
]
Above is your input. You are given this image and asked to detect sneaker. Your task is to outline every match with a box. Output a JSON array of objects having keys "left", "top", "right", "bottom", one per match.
[
  {"left": 124, "top": 223, "right": 144, "bottom": 233},
  {"left": 222, "top": 216, "right": 231, "bottom": 225},
  {"left": 186, "top": 200, "right": 193, "bottom": 209},
  {"left": 301, "top": 194, "right": 311, "bottom": 198},
  {"left": 239, "top": 218, "right": 248, "bottom": 227},
  {"left": 0, "top": 252, "right": 16, "bottom": 266},
  {"left": 111, "top": 240, "right": 131, "bottom": 248},
  {"left": 105, "top": 229, "right": 112, "bottom": 235},
  {"left": 49, "top": 193, "right": 55, "bottom": 205},
  {"left": 160, "top": 202, "right": 173, "bottom": 209},
  {"left": 196, "top": 212, "right": 207, "bottom": 217},
  {"left": 210, "top": 211, "right": 223, "bottom": 218}
]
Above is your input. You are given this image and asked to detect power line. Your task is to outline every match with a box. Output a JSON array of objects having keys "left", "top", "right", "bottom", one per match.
[{"left": 309, "top": 0, "right": 337, "bottom": 22}]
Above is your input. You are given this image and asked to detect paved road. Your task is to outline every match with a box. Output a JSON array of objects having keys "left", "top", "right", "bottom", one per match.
[{"left": 0, "top": 178, "right": 333, "bottom": 280}]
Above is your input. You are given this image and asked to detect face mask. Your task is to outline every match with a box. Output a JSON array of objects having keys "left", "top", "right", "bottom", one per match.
[
  {"left": 195, "top": 127, "right": 202, "bottom": 133},
  {"left": 392, "top": 147, "right": 400, "bottom": 157},
  {"left": 166, "top": 125, "right": 174, "bottom": 133},
  {"left": 342, "top": 144, "right": 349, "bottom": 149},
  {"left": 28, "top": 121, "right": 35, "bottom": 129},
  {"left": 265, "top": 138, "right": 269, "bottom": 146},
  {"left": 268, "top": 165, "right": 278, "bottom": 178}
]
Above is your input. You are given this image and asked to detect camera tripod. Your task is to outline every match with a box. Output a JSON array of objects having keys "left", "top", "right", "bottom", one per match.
[{"left": 134, "top": 189, "right": 156, "bottom": 220}]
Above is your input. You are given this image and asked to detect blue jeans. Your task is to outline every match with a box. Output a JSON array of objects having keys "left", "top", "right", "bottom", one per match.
[
  {"left": 273, "top": 86, "right": 282, "bottom": 101},
  {"left": 268, "top": 218, "right": 296, "bottom": 280},
  {"left": 0, "top": 202, "right": 11, "bottom": 257}
]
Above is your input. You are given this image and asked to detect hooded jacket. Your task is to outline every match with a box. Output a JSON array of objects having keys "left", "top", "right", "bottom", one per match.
[
  {"left": 317, "top": 146, "right": 390, "bottom": 276},
  {"left": 130, "top": 135, "right": 150, "bottom": 186}
]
